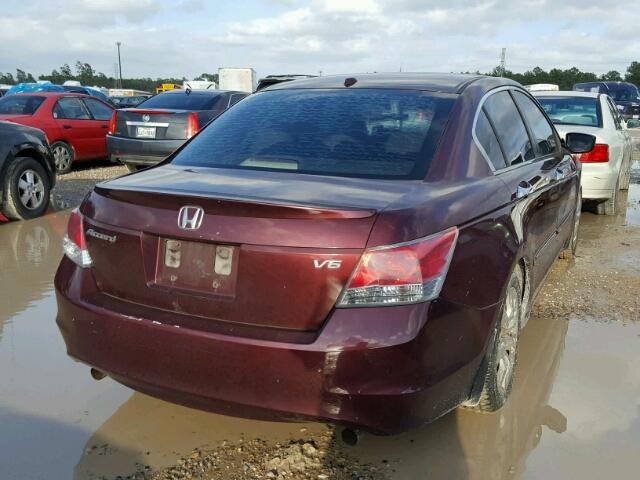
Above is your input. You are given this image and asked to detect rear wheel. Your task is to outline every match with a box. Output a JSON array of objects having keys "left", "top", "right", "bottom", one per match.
[
  {"left": 560, "top": 190, "right": 581, "bottom": 259},
  {"left": 2, "top": 157, "right": 51, "bottom": 220},
  {"left": 595, "top": 178, "right": 619, "bottom": 215},
  {"left": 474, "top": 266, "right": 524, "bottom": 412},
  {"left": 51, "top": 141, "right": 74, "bottom": 174},
  {"left": 620, "top": 157, "right": 631, "bottom": 190}
]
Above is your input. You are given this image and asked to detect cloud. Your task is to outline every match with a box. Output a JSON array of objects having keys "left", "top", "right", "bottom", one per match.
[{"left": 0, "top": 0, "right": 638, "bottom": 80}]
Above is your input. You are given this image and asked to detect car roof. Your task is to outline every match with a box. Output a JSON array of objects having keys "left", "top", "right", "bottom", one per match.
[
  {"left": 264, "top": 73, "right": 514, "bottom": 94},
  {"left": 8, "top": 92, "right": 91, "bottom": 98},
  {"left": 159, "top": 89, "right": 245, "bottom": 95},
  {"left": 533, "top": 90, "right": 600, "bottom": 98}
]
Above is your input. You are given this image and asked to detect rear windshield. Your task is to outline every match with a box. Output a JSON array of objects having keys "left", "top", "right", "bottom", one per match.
[
  {"left": 0, "top": 95, "right": 45, "bottom": 115},
  {"left": 536, "top": 96, "right": 602, "bottom": 128},
  {"left": 137, "top": 93, "right": 224, "bottom": 110},
  {"left": 171, "top": 89, "right": 456, "bottom": 179}
]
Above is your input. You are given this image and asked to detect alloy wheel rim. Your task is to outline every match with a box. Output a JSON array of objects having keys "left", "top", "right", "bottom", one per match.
[
  {"left": 17, "top": 169, "right": 45, "bottom": 210},
  {"left": 53, "top": 145, "right": 71, "bottom": 171},
  {"left": 496, "top": 281, "right": 520, "bottom": 396}
]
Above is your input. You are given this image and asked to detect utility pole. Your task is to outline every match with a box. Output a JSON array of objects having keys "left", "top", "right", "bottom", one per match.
[
  {"left": 116, "top": 42, "right": 123, "bottom": 88},
  {"left": 500, "top": 48, "right": 506, "bottom": 77}
]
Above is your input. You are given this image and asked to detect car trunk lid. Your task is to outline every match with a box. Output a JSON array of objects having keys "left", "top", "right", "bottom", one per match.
[
  {"left": 81, "top": 165, "right": 416, "bottom": 333},
  {"left": 112, "top": 108, "right": 196, "bottom": 140}
]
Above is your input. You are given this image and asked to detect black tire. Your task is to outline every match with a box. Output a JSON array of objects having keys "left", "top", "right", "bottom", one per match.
[
  {"left": 50, "top": 141, "right": 74, "bottom": 174},
  {"left": 620, "top": 158, "right": 631, "bottom": 190},
  {"left": 560, "top": 190, "right": 581, "bottom": 259},
  {"left": 2, "top": 157, "right": 51, "bottom": 220},
  {"left": 595, "top": 178, "right": 618, "bottom": 216},
  {"left": 474, "top": 266, "right": 524, "bottom": 412}
]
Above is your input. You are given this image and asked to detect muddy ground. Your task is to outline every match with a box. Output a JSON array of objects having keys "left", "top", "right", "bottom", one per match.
[{"left": 1, "top": 163, "right": 639, "bottom": 480}]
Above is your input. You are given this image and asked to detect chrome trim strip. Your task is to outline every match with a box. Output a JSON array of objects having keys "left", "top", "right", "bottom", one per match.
[{"left": 126, "top": 121, "right": 170, "bottom": 127}]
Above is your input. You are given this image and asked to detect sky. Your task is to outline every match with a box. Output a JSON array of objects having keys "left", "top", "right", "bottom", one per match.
[{"left": 1, "top": 0, "right": 638, "bottom": 81}]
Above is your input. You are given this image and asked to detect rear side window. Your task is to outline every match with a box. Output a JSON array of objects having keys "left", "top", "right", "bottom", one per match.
[
  {"left": 83, "top": 98, "right": 113, "bottom": 120},
  {"left": 137, "top": 93, "right": 224, "bottom": 110},
  {"left": 536, "top": 96, "right": 602, "bottom": 128},
  {"left": 228, "top": 93, "right": 247, "bottom": 107},
  {"left": 475, "top": 109, "right": 506, "bottom": 169},
  {"left": 483, "top": 91, "right": 534, "bottom": 166},
  {"left": 0, "top": 95, "right": 45, "bottom": 115},
  {"left": 54, "top": 97, "right": 91, "bottom": 120},
  {"left": 512, "top": 91, "right": 558, "bottom": 156},
  {"left": 171, "top": 89, "right": 456, "bottom": 179}
]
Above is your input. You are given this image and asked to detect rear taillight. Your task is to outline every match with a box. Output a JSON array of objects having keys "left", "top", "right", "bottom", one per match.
[
  {"left": 579, "top": 143, "right": 609, "bottom": 163},
  {"left": 108, "top": 110, "right": 117, "bottom": 135},
  {"left": 63, "top": 208, "right": 92, "bottom": 268},
  {"left": 187, "top": 112, "right": 200, "bottom": 139},
  {"left": 338, "top": 227, "right": 458, "bottom": 307}
]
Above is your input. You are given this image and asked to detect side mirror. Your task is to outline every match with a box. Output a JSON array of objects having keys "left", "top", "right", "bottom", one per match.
[
  {"left": 627, "top": 119, "right": 640, "bottom": 129},
  {"left": 563, "top": 132, "right": 596, "bottom": 154}
]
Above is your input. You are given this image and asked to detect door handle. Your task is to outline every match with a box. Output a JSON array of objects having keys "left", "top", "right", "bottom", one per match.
[
  {"left": 62, "top": 125, "right": 72, "bottom": 129},
  {"left": 516, "top": 181, "right": 533, "bottom": 199},
  {"left": 101, "top": 125, "right": 108, "bottom": 128}
]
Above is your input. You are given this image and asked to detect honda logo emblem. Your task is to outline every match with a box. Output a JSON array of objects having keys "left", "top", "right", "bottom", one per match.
[{"left": 177, "top": 206, "right": 204, "bottom": 230}]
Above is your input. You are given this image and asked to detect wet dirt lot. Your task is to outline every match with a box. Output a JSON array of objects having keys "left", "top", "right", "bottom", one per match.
[{"left": 1, "top": 164, "right": 640, "bottom": 480}]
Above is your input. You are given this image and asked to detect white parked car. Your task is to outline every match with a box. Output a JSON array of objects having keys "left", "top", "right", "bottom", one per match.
[{"left": 534, "top": 91, "right": 633, "bottom": 215}]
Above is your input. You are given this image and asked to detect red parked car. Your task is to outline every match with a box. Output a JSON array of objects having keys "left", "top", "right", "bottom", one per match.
[
  {"left": 55, "top": 74, "right": 595, "bottom": 435},
  {"left": 0, "top": 92, "right": 114, "bottom": 173}
]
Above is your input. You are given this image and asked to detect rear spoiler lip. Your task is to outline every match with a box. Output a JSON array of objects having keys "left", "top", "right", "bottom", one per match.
[{"left": 91, "top": 184, "right": 378, "bottom": 220}]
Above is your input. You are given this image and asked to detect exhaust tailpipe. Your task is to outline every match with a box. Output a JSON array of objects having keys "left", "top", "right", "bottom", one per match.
[
  {"left": 340, "top": 428, "right": 360, "bottom": 446},
  {"left": 90, "top": 368, "right": 107, "bottom": 381}
]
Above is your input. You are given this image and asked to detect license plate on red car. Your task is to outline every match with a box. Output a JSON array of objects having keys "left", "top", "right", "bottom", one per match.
[
  {"left": 155, "top": 238, "right": 237, "bottom": 296},
  {"left": 136, "top": 126, "right": 156, "bottom": 138}
]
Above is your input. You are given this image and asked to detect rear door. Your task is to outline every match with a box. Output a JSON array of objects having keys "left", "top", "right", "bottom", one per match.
[
  {"left": 82, "top": 97, "right": 113, "bottom": 158},
  {"left": 512, "top": 90, "right": 577, "bottom": 234},
  {"left": 52, "top": 96, "right": 95, "bottom": 159},
  {"left": 476, "top": 88, "right": 566, "bottom": 289}
]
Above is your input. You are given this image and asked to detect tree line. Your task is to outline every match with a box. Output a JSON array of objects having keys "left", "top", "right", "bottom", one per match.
[
  {"left": 487, "top": 61, "right": 640, "bottom": 90},
  {"left": 0, "top": 61, "right": 218, "bottom": 93},
  {"left": 2, "top": 60, "right": 640, "bottom": 92}
]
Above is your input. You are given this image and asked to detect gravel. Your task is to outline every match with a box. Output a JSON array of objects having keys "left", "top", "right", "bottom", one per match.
[
  {"left": 51, "top": 160, "right": 127, "bottom": 210},
  {"left": 118, "top": 427, "right": 388, "bottom": 480}
]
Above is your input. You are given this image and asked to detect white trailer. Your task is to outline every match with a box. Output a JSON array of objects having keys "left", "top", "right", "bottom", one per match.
[
  {"left": 218, "top": 68, "right": 256, "bottom": 93},
  {"left": 183, "top": 80, "right": 217, "bottom": 91}
]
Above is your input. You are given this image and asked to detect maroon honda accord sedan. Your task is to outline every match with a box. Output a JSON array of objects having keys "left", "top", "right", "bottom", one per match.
[{"left": 55, "top": 74, "right": 594, "bottom": 434}]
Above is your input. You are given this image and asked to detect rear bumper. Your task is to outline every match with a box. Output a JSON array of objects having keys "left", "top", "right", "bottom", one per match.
[
  {"left": 54, "top": 257, "right": 497, "bottom": 434},
  {"left": 581, "top": 165, "right": 618, "bottom": 200},
  {"left": 106, "top": 135, "right": 184, "bottom": 166}
]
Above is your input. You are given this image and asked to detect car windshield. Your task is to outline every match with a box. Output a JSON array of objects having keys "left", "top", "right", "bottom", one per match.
[
  {"left": 171, "top": 89, "right": 456, "bottom": 180},
  {"left": 607, "top": 84, "right": 640, "bottom": 102},
  {"left": 536, "top": 96, "right": 602, "bottom": 128},
  {"left": 0, "top": 95, "right": 45, "bottom": 115},
  {"left": 137, "top": 93, "right": 224, "bottom": 110}
]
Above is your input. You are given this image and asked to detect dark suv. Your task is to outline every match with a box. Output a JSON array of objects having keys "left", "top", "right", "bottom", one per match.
[{"left": 574, "top": 81, "right": 640, "bottom": 120}]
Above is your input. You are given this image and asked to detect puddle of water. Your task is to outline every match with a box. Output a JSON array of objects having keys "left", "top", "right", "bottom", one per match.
[{"left": 1, "top": 207, "right": 639, "bottom": 479}]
